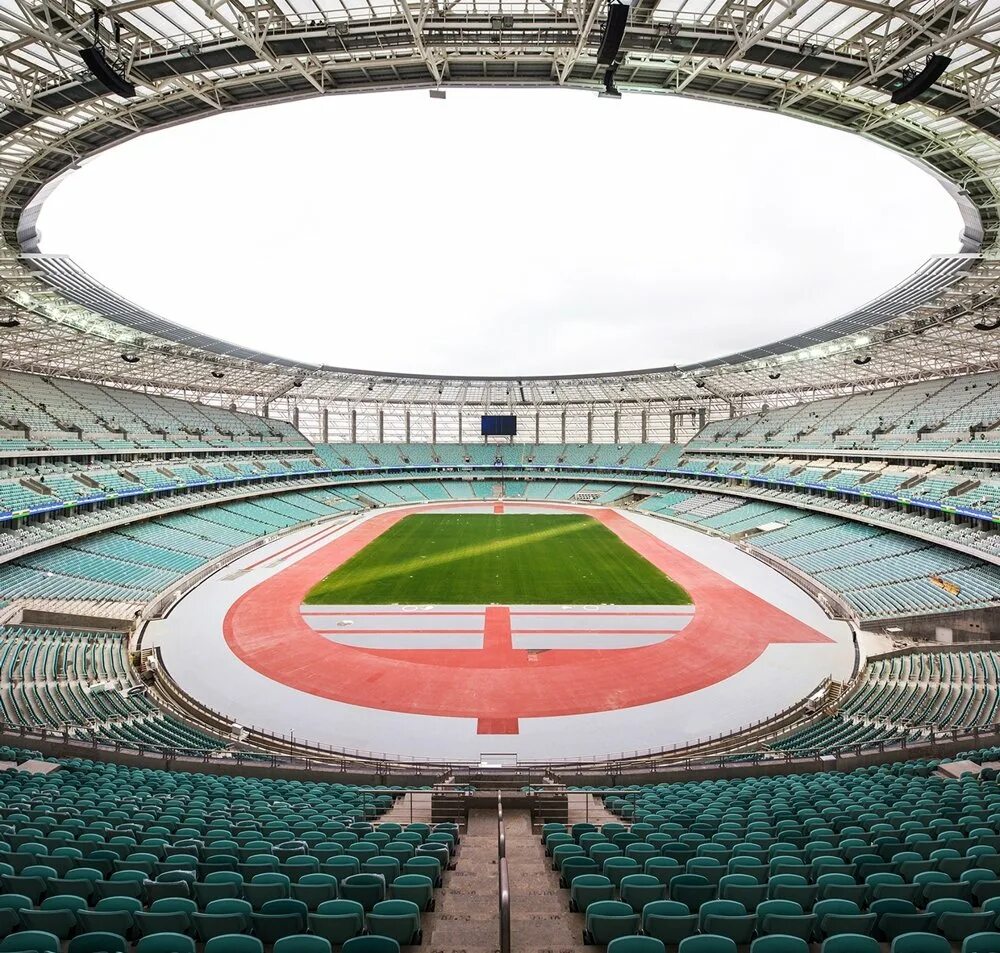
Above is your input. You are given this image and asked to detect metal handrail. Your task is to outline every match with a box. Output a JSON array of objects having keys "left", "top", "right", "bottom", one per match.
[{"left": 498, "top": 792, "right": 511, "bottom": 953}]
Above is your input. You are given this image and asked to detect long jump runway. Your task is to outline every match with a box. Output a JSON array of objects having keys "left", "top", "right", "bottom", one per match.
[{"left": 147, "top": 502, "right": 854, "bottom": 761}]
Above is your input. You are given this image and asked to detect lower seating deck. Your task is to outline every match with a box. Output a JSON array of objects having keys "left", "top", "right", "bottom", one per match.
[
  {"left": 0, "top": 625, "right": 226, "bottom": 753},
  {"left": 0, "top": 749, "right": 457, "bottom": 952},
  {"left": 557, "top": 750, "right": 1000, "bottom": 950},
  {"left": 771, "top": 651, "right": 1000, "bottom": 756}
]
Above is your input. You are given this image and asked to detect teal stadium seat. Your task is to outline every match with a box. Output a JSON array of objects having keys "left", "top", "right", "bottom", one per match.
[
  {"left": 699, "top": 899, "right": 756, "bottom": 944},
  {"left": 570, "top": 874, "right": 615, "bottom": 913},
  {"left": 751, "top": 938, "right": 810, "bottom": 953},
  {"left": 68, "top": 933, "right": 128, "bottom": 953},
  {"left": 0, "top": 933, "right": 61, "bottom": 953},
  {"left": 641, "top": 900, "right": 698, "bottom": 946},
  {"left": 822, "top": 937, "right": 880, "bottom": 953},
  {"left": 677, "top": 935, "right": 738, "bottom": 953},
  {"left": 964, "top": 936, "right": 1000, "bottom": 953},
  {"left": 307, "top": 900, "right": 365, "bottom": 945},
  {"left": 250, "top": 898, "right": 307, "bottom": 944},
  {"left": 272, "top": 936, "right": 331, "bottom": 953},
  {"left": 365, "top": 900, "right": 421, "bottom": 945},
  {"left": 387, "top": 874, "right": 433, "bottom": 912},
  {"left": 890, "top": 934, "right": 951, "bottom": 953},
  {"left": 584, "top": 900, "right": 640, "bottom": 945},
  {"left": 20, "top": 895, "right": 87, "bottom": 940},
  {"left": 204, "top": 937, "right": 263, "bottom": 953},
  {"left": 341, "top": 937, "right": 400, "bottom": 953},
  {"left": 607, "top": 938, "right": 667, "bottom": 953},
  {"left": 191, "top": 898, "right": 254, "bottom": 942}
]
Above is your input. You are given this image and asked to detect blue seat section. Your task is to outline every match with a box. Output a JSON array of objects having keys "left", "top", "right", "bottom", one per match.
[{"left": 0, "top": 488, "right": 370, "bottom": 606}]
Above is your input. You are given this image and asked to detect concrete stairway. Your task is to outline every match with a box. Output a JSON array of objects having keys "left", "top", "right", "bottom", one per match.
[
  {"left": 566, "top": 790, "right": 620, "bottom": 828},
  {"left": 420, "top": 808, "right": 499, "bottom": 953},
  {"left": 506, "top": 807, "right": 588, "bottom": 952},
  {"left": 418, "top": 805, "right": 588, "bottom": 952},
  {"left": 379, "top": 791, "right": 434, "bottom": 826}
]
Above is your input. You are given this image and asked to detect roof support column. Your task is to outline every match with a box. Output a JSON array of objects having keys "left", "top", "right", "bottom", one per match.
[
  {"left": 322, "top": 408, "right": 329, "bottom": 444},
  {"left": 350, "top": 408, "right": 357, "bottom": 443},
  {"left": 641, "top": 407, "right": 648, "bottom": 442},
  {"left": 431, "top": 409, "right": 437, "bottom": 444}
]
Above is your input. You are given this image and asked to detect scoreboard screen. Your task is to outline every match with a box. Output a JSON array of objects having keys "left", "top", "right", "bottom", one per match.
[{"left": 481, "top": 415, "right": 517, "bottom": 436}]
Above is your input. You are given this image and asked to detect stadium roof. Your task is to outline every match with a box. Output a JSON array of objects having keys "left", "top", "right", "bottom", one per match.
[{"left": 2, "top": 0, "right": 1000, "bottom": 409}]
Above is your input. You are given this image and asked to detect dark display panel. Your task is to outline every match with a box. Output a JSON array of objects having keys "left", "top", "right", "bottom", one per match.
[{"left": 481, "top": 415, "right": 517, "bottom": 436}]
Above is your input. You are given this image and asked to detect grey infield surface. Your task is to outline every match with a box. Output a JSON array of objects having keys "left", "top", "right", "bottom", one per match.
[{"left": 148, "top": 502, "right": 855, "bottom": 762}]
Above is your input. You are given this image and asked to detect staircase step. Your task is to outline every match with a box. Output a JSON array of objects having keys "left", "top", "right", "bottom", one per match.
[
  {"left": 566, "top": 791, "right": 619, "bottom": 827},
  {"left": 378, "top": 791, "right": 434, "bottom": 826},
  {"left": 421, "top": 809, "right": 499, "bottom": 951},
  {"left": 505, "top": 807, "right": 588, "bottom": 952}
]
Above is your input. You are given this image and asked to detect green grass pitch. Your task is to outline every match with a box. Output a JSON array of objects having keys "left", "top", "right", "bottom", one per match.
[{"left": 303, "top": 513, "right": 692, "bottom": 605}]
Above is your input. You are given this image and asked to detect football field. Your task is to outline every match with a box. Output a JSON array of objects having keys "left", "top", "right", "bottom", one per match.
[{"left": 303, "top": 512, "right": 692, "bottom": 605}]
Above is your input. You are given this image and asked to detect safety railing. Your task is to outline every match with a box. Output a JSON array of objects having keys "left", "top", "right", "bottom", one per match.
[
  {"left": 5, "top": 459, "right": 996, "bottom": 575},
  {"left": 497, "top": 792, "right": 511, "bottom": 953},
  {"left": 2, "top": 714, "right": 999, "bottom": 783}
]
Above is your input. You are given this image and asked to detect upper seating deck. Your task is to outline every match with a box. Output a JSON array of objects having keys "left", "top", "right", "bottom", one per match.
[
  {"left": 691, "top": 370, "right": 1000, "bottom": 457},
  {"left": 0, "top": 372, "right": 308, "bottom": 455}
]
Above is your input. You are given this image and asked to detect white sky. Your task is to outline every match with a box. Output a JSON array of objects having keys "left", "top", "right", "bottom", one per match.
[{"left": 37, "top": 88, "right": 963, "bottom": 376}]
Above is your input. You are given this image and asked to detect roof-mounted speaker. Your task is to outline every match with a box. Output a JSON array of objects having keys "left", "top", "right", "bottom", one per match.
[
  {"left": 890, "top": 54, "right": 951, "bottom": 105},
  {"left": 81, "top": 45, "right": 136, "bottom": 98},
  {"left": 597, "top": 2, "right": 630, "bottom": 65}
]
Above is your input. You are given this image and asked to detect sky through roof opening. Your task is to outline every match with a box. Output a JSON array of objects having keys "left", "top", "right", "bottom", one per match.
[{"left": 37, "top": 88, "right": 963, "bottom": 376}]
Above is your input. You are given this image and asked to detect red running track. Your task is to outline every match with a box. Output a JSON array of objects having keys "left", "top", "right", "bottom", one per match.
[{"left": 224, "top": 504, "right": 831, "bottom": 728}]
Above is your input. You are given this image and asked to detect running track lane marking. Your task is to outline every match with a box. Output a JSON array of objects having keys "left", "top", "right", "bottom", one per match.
[
  {"left": 302, "top": 609, "right": 694, "bottom": 617},
  {"left": 314, "top": 629, "right": 485, "bottom": 635},
  {"left": 239, "top": 519, "right": 354, "bottom": 573}
]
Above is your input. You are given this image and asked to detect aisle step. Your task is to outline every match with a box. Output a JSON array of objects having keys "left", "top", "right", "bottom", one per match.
[
  {"left": 420, "top": 807, "right": 498, "bottom": 952},
  {"left": 506, "top": 806, "right": 588, "bottom": 952}
]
